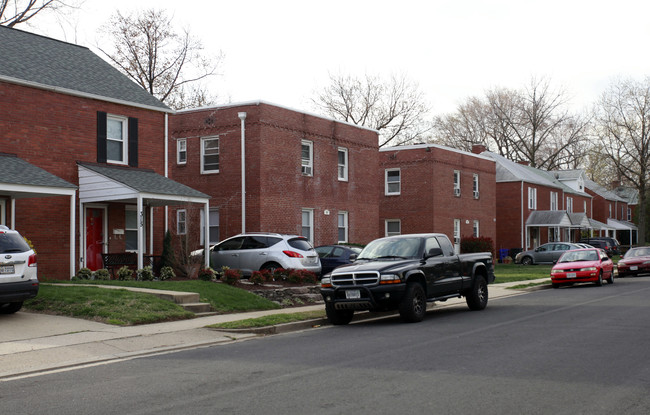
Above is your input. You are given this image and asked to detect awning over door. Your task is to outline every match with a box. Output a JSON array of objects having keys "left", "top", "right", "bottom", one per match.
[
  {"left": 77, "top": 162, "right": 211, "bottom": 270},
  {"left": 0, "top": 153, "right": 77, "bottom": 277}
]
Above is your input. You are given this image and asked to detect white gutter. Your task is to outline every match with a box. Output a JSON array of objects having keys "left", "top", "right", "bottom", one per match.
[
  {"left": 521, "top": 181, "right": 525, "bottom": 250},
  {"left": 164, "top": 113, "right": 169, "bottom": 233},
  {"left": 239, "top": 112, "right": 247, "bottom": 233}
]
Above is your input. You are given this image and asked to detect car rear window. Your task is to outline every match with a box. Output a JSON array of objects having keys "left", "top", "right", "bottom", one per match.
[
  {"left": 288, "top": 237, "right": 314, "bottom": 251},
  {"left": 0, "top": 232, "right": 31, "bottom": 253}
]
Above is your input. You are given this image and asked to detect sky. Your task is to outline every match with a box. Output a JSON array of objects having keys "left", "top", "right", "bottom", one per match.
[{"left": 26, "top": 0, "right": 650, "bottom": 116}]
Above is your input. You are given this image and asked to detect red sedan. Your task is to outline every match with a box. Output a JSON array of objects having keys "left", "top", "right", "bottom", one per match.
[
  {"left": 616, "top": 247, "right": 650, "bottom": 277},
  {"left": 550, "top": 248, "right": 614, "bottom": 288}
]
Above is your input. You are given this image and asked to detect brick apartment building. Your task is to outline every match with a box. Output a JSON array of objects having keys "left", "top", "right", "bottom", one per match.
[
  {"left": 0, "top": 27, "right": 209, "bottom": 279},
  {"left": 380, "top": 144, "right": 497, "bottom": 254},
  {"left": 583, "top": 178, "right": 637, "bottom": 246},
  {"left": 169, "top": 102, "right": 380, "bottom": 247}
]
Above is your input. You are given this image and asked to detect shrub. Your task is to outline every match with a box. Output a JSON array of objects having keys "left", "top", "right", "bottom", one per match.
[
  {"left": 159, "top": 266, "right": 175, "bottom": 281},
  {"left": 300, "top": 270, "right": 318, "bottom": 284},
  {"left": 223, "top": 268, "right": 242, "bottom": 285},
  {"left": 272, "top": 268, "right": 288, "bottom": 282},
  {"left": 94, "top": 268, "right": 111, "bottom": 281},
  {"left": 198, "top": 267, "right": 215, "bottom": 281},
  {"left": 138, "top": 266, "right": 154, "bottom": 281},
  {"left": 460, "top": 236, "right": 494, "bottom": 254},
  {"left": 249, "top": 271, "right": 267, "bottom": 285},
  {"left": 75, "top": 267, "right": 92, "bottom": 280},
  {"left": 287, "top": 269, "right": 304, "bottom": 284},
  {"left": 117, "top": 266, "right": 134, "bottom": 281}
]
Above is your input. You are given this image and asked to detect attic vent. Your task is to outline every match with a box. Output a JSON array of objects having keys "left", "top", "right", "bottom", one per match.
[{"left": 204, "top": 116, "right": 215, "bottom": 126}]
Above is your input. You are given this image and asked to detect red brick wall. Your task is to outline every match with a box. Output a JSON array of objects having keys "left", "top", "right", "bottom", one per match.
[
  {"left": 170, "top": 102, "right": 380, "bottom": 247},
  {"left": 496, "top": 182, "right": 523, "bottom": 251},
  {"left": 0, "top": 81, "right": 168, "bottom": 279}
]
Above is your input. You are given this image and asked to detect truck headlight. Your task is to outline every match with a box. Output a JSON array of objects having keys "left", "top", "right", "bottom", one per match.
[
  {"left": 380, "top": 274, "right": 401, "bottom": 284},
  {"left": 321, "top": 277, "right": 332, "bottom": 288}
]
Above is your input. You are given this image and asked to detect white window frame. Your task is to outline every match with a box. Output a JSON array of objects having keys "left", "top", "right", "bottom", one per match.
[
  {"left": 301, "top": 140, "right": 313, "bottom": 176},
  {"left": 566, "top": 197, "right": 574, "bottom": 213},
  {"left": 106, "top": 115, "right": 128, "bottom": 165},
  {"left": 528, "top": 187, "right": 537, "bottom": 210},
  {"left": 385, "top": 168, "right": 401, "bottom": 195},
  {"left": 385, "top": 219, "right": 401, "bottom": 236},
  {"left": 628, "top": 207, "right": 632, "bottom": 221},
  {"left": 550, "top": 191, "right": 558, "bottom": 210},
  {"left": 453, "top": 219, "right": 461, "bottom": 254},
  {"left": 584, "top": 200, "right": 587, "bottom": 213},
  {"left": 301, "top": 208, "right": 314, "bottom": 241},
  {"left": 609, "top": 203, "right": 612, "bottom": 218},
  {"left": 454, "top": 170, "right": 461, "bottom": 197},
  {"left": 472, "top": 173, "right": 479, "bottom": 199},
  {"left": 338, "top": 211, "right": 348, "bottom": 243},
  {"left": 177, "top": 139, "right": 187, "bottom": 165},
  {"left": 177, "top": 209, "right": 187, "bottom": 235},
  {"left": 337, "top": 147, "right": 348, "bottom": 181},
  {"left": 201, "top": 136, "right": 219, "bottom": 174},
  {"left": 473, "top": 220, "right": 480, "bottom": 237}
]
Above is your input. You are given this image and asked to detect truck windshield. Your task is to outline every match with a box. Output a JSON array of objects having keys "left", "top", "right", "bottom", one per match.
[{"left": 357, "top": 237, "right": 422, "bottom": 260}]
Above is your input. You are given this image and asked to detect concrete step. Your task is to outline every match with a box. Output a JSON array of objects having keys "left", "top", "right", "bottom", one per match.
[{"left": 181, "top": 302, "right": 212, "bottom": 313}]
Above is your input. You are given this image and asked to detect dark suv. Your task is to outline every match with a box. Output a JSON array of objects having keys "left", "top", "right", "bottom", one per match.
[
  {"left": 0, "top": 225, "right": 38, "bottom": 314},
  {"left": 579, "top": 237, "right": 620, "bottom": 257}
]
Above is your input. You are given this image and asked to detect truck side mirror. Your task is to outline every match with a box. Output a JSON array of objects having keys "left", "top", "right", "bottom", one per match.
[
  {"left": 349, "top": 254, "right": 358, "bottom": 261},
  {"left": 426, "top": 247, "right": 443, "bottom": 258}
]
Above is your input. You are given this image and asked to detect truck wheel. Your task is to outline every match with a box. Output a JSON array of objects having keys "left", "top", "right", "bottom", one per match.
[
  {"left": 466, "top": 276, "right": 488, "bottom": 310},
  {"left": 399, "top": 283, "right": 426, "bottom": 323},
  {"left": 0, "top": 301, "right": 23, "bottom": 314},
  {"left": 325, "top": 303, "right": 354, "bottom": 325}
]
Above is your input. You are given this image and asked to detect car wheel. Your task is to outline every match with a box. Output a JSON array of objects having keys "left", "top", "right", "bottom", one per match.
[
  {"left": 521, "top": 256, "right": 533, "bottom": 266},
  {"left": 260, "top": 262, "right": 282, "bottom": 273},
  {"left": 595, "top": 270, "right": 603, "bottom": 286},
  {"left": 0, "top": 302, "right": 23, "bottom": 314},
  {"left": 325, "top": 303, "right": 354, "bottom": 325},
  {"left": 607, "top": 271, "right": 615, "bottom": 284},
  {"left": 399, "top": 283, "right": 427, "bottom": 323},
  {"left": 552, "top": 282, "right": 560, "bottom": 289},
  {"left": 466, "top": 276, "right": 488, "bottom": 310}
]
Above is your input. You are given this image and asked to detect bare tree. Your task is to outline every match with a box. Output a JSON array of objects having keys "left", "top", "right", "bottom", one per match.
[
  {"left": 0, "top": 0, "right": 80, "bottom": 27},
  {"left": 312, "top": 72, "right": 432, "bottom": 147},
  {"left": 98, "top": 9, "right": 222, "bottom": 110},
  {"left": 593, "top": 77, "right": 650, "bottom": 243}
]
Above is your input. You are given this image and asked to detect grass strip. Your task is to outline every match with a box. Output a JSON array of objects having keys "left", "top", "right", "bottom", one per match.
[{"left": 207, "top": 310, "right": 326, "bottom": 330}]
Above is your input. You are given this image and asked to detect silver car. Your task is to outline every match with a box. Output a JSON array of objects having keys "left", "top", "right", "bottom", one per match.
[
  {"left": 208, "top": 232, "right": 321, "bottom": 276},
  {"left": 0, "top": 225, "right": 38, "bottom": 314},
  {"left": 515, "top": 242, "right": 584, "bottom": 265}
]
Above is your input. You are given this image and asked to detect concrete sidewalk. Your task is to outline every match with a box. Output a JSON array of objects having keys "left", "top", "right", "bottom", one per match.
[{"left": 0, "top": 279, "right": 549, "bottom": 380}]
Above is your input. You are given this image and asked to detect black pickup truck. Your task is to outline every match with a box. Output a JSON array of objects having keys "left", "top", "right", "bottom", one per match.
[{"left": 320, "top": 233, "right": 495, "bottom": 324}]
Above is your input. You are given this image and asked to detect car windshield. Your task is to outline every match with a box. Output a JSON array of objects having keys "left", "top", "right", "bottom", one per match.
[
  {"left": 358, "top": 237, "right": 422, "bottom": 260},
  {"left": 625, "top": 248, "right": 650, "bottom": 258},
  {"left": 0, "top": 232, "right": 31, "bottom": 253},
  {"left": 559, "top": 250, "right": 598, "bottom": 263}
]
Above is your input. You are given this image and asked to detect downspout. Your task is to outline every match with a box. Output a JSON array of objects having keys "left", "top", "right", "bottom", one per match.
[
  {"left": 164, "top": 113, "right": 169, "bottom": 233},
  {"left": 521, "top": 181, "right": 525, "bottom": 250},
  {"left": 239, "top": 112, "right": 247, "bottom": 234}
]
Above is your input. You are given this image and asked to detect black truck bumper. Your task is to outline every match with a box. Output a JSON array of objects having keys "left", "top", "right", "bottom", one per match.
[{"left": 320, "top": 283, "right": 407, "bottom": 311}]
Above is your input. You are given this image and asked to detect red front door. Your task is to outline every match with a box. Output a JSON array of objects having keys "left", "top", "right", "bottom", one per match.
[{"left": 86, "top": 208, "right": 104, "bottom": 271}]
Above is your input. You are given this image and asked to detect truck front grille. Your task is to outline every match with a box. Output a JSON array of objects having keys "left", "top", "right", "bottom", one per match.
[{"left": 331, "top": 272, "right": 380, "bottom": 287}]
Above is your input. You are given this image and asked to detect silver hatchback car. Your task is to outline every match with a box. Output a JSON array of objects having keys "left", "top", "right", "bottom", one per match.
[
  {"left": 208, "top": 232, "right": 321, "bottom": 276},
  {"left": 0, "top": 225, "right": 38, "bottom": 314}
]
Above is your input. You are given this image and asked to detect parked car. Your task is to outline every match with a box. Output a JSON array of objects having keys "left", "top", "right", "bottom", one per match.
[
  {"left": 550, "top": 248, "right": 614, "bottom": 288},
  {"left": 315, "top": 245, "right": 362, "bottom": 275},
  {"left": 616, "top": 247, "right": 650, "bottom": 277},
  {"left": 579, "top": 237, "right": 621, "bottom": 257},
  {"left": 0, "top": 225, "right": 38, "bottom": 314},
  {"left": 515, "top": 242, "right": 584, "bottom": 265},
  {"left": 207, "top": 232, "right": 321, "bottom": 276}
]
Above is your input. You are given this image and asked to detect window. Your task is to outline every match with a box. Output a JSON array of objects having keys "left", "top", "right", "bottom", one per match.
[
  {"left": 201, "top": 137, "right": 219, "bottom": 173},
  {"left": 454, "top": 170, "right": 461, "bottom": 197},
  {"left": 107, "top": 115, "right": 128, "bottom": 164},
  {"left": 338, "top": 211, "right": 348, "bottom": 243},
  {"left": 584, "top": 200, "right": 587, "bottom": 213},
  {"left": 609, "top": 203, "right": 612, "bottom": 218},
  {"left": 301, "top": 140, "right": 313, "bottom": 176},
  {"left": 566, "top": 197, "right": 573, "bottom": 213},
  {"left": 125, "top": 207, "right": 138, "bottom": 251},
  {"left": 177, "top": 139, "right": 187, "bottom": 164},
  {"left": 472, "top": 174, "right": 479, "bottom": 199},
  {"left": 177, "top": 209, "right": 187, "bottom": 235},
  {"left": 337, "top": 147, "right": 348, "bottom": 181},
  {"left": 628, "top": 207, "right": 632, "bottom": 221},
  {"left": 550, "top": 192, "right": 558, "bottom": 210},
  {"left": 453, "top": 219, "right": 461, "bottom": 253},
  {"left": 201, "top": 209, "right": 220, "bottom": 245},
  {"left": 473, "top": 220, "right": 480, "bottom": 237},
  {"left": 528, "top": 187, "right": 537, "bottom": 210},
  {"left": 301, "top": 209, "right": 314, "bottom": 241},
  {"left": 385, "top": 219, "right": 401, "bottom": 236},
  {"left": 385, "top": 169, "right": 401, "bottom": 195}
]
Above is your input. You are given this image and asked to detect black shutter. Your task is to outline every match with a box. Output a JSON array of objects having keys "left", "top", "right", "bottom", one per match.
[
  {"left": 128, "top": 117, "right": 138, "bottom": 167},
  {"left": 97, "top": 111, "right": 107, "bottom": 163}
]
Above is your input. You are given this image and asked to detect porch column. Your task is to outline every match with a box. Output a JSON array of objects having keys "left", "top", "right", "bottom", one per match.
[
  {"left": 204, "top": 201, "right": 210, "bottom": 269},
  {"left": 70, "top": 193, "right": 76, "bottom": 279},
  {"left": 137, "top": 196, "right": 144, "bottom": 270},
  {"left": 10, "top": 197, "right": 15, "bottom": 229},
  {"left": 149, "top": 206, "right": 154, "bottom": 255}
]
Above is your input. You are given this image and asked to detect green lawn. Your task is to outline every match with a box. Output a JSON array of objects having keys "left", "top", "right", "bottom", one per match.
[{"left": 493, "top": 263, "right": 552, "bottom": 283}]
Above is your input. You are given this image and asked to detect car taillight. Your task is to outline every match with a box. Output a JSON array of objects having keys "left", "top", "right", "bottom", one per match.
[
  {"left": 28, "top": 253, "right": 37, "bottom": 267},
  {"left": 283, "top": 250, "right": 304, "bottom": 258}
]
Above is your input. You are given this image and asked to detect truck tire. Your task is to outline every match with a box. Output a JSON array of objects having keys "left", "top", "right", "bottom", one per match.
[
  {"left": 399, "top": 283, "right": 426, "bottom": 323},
  {"left": 0, "top": 301, "right": 23, "bottom": 314},
  {"left": 466, "top": 276, "right": 488, "bottom": 310},
  {"left": 325, "top": 303, "right": 354, "bottom": 325}
]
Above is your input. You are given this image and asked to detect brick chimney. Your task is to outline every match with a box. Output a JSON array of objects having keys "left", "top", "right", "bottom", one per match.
[
  {"left": 471, "top": 144, "right": 487, "bottom": 154},
  {"left": 611, "top": 180, "right": 621, "bottom": 189},
  {"left": 516, "top": 160, "right": 530, "bottom": 166}
]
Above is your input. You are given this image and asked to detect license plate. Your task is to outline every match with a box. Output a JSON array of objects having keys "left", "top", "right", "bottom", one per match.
[
  {"left": 345, "top": 290, "right": 361, "bottom": 299},
  {"left": 567, "top": 272, "right": 576, "bottom": 278},
  {"left": 631, "top": 266, "right": 638, "bottom": 271},
  {"left": 0, "top": 265, "right": 15, "bottom": 274}
]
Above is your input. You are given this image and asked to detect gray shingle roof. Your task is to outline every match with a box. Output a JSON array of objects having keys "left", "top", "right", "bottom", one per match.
[
  {"left": 0, "top": 26, "right": 169, "bottom": 111},
  {"left": 584, "top": 178, "right": 626, "bottom": 202},
  {"left": 78, "top": 162, "right": 209, "bottom": 200},
  {"left": 0, "top": 153, "right": 76, "bottom": 189}
]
